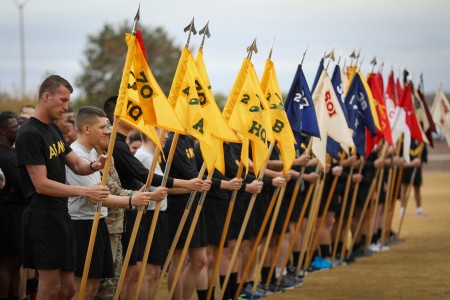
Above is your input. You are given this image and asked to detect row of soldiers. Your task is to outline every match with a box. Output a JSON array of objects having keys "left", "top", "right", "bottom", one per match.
[{"left": 0, "top": 75, "right": 425, "bottom": 300}]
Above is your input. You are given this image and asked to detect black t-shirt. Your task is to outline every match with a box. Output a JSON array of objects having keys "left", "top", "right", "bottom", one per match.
[
  {"left": 16, "top": 117, "right": 72, "bottom": 210},
  {"left": 165, "top": 133, "right": 198, "bottom": 201},
  {"left": 113, "top": 133, "right": 174, "bottom": 191},
  {"left": 0, "top": 144, "right": 27, "bottom": 205}
]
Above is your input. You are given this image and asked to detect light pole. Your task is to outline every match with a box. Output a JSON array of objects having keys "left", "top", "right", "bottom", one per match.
[{"left": 12, "top": 0, "right": 28, "bottom": 100}]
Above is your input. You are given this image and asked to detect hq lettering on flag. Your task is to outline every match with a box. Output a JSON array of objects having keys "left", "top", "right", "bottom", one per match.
[{"left": 223, "top": 57, "right": 273, "bottom": 176}]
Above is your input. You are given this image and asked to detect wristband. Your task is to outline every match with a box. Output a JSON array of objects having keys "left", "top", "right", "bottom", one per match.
[{"left": 128, "top": 195, "right": 133, "bottom": 209}]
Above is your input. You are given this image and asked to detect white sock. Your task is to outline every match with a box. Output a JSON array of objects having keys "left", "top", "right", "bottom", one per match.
[{"left": 400, "top": 207, "right": 405, "bottom": 216}]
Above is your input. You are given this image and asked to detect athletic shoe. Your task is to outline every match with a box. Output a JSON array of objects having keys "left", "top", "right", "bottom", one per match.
[
  {"left": 267, "top": 282, "right": 286, "bottom": 293},
  {"left": 309, "top": 256, "right": 332, "bottom": 270},
  {"left": 416, "top": 207, "right": 428, "bottom": 216},
  {"left": 276, "top": 275, "right": 296, "bottom": 290},
  {"left": 240, "top": 284, "right": 263, "bottom": 299},
  {"left": 324, "top": 257, "right": 340, "bottom": 268},
  {"left": 368, "top": 243, "right": 381, "bottom": 253}
]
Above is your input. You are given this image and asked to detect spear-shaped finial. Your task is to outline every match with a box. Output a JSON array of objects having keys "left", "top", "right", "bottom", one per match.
[
  {"left": 246, "top": 38, "right": 258, "bottom": 60},
  {"left": 325, "top": 49, "right": 335, "bottom": 70},
  {"left": 300, "top": 43, "right": 309, "bottom": 65},
  {"left": 199, "top": 21, "right": 211, "bottom": 49},
  {"left": 184, "top": 17, "right": 197, "bottom": 47},
  {"left": 132, "top": 4, "right": 140, "bottom": 34},
  {"left": 349, "top": 50, "right": 356, "bottom": 66},
  {"left": 268, "top": 36, "right": 276, "bottom": 60},
  {"left": 370, "top": 56, "right": 377, "bottom": 73}
]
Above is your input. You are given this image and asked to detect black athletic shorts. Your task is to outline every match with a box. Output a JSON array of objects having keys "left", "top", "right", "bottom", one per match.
[
  {"left": 229, "top": 192, "right": 252, "bottom": 241},
  {"left": 204, "top": 197, "right": 230, "bottom": 247},
  {"left": 401, "top": 167, "right": 422, "bottom": 187},
  {"left": 72, "top": 218, "right": 114, "bottom": 279},
  {"left": 253, "top": 187, "right": 284, "bottom": 237},
  {"left": 291, "top": 182, "right": 312, "bottom": 222},
  {"left": 122, "top": 209, "right": 140, "bottom": 265},
  {"left": 166, "top": 196, "right": 207, "bottom": 249},
  {"left": 138, "top": 210, "right": 168, "bottom": 266},
  {"left": 0, "top": 203, "right": 25, "bottom": 254},
  {"left": 22, "top": 206, "right": 76, "bottom": 271}
]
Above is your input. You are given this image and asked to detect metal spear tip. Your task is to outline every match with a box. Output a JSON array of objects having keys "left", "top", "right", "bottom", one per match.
[
  {"left": 300, "top": 43, "right": 309, "bottom": 65},
  {"left": 199, "top": 21, "right": 211, "bottom": 38},
  {"left": 370, "top": 56, "right": 377, "bottom": 66},
  {"left": 349, "top": 50, "right": 356, "bottom": 58},
  {"left": 325, "top": 49, "right": 335, "bottom": 61},
  {"left": 184, "top": 17, "right": 197, "bottom": 35},
  {"left": 134, "top": 4, "right": 140, "bottom": 22},
  {"left": 246, "top": 38, "right": 258, "bottom": 59}
]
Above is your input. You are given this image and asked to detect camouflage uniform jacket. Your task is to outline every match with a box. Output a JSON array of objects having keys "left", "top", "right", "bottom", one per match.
[{"left": 104, "top": 166, "right": 134, "bottom": 234}]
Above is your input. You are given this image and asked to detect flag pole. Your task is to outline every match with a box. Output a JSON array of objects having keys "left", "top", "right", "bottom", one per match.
[
  {"left": 331, "top": 162, "right": 354, "bottom": 262},
  {"left": 251, "top": 171, "right": 288, "bottom": 295},
  {"left": 364, "top": 143, "right": 388, "bottom": 251},
  {"left": 264, "top": 160, "right": 306, "bottom": 289},
  {"left": 150, "top": 20, "right": 199, "bottom": 300},
  {"left": 397, "top": 143, "right": 425, "bottom": 236},
  {"left": 114, "top": 129, "right": 166, "bottom": 300},
  {"left": 206, "top": 161, "right": 244, "bottom": 300},
  {"left": 274, "top": 181, "right": 315, "bottom": 290},
  {"left": 78, "top": 6, "right": 140, "bottom": 299},
  {"left": 265, "top": 139, "right": 311, "bottom": 289},
  {"left": 234, "top": 162, "right": 283, "bottom": 299},
  {"left": 168, "top": 170, "right": 214, "bottom": 299},
  {"left": 303, "top": 168, "right": 327, "bottom": 269},
  {"left": 218, "top": 142, "right": 274, "bottom": 300},
  {"left": 294, "top": 166, "right": 325, "bottom": 277},
  {"left": 339, "top": 160, "right": 364, "bottom": 261},
  {"left": 132, "top": 129, "right": 174, "bottom": 299},
  {"left": 381, "top": 154, "right": 394, "bottom": 245},
  {"left": 305, "top": 171, "right": 340, "bottom": 265},
  {"left": 151, "top": 162, "right": 206, "bottom": 300},
  {"left": 383, "top": 135, "right": 404, "bottom": 242}
]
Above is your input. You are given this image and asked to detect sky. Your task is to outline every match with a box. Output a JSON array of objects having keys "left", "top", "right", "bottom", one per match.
[{"left": 1, "top": 0, "right": 450, "bottom": 100}]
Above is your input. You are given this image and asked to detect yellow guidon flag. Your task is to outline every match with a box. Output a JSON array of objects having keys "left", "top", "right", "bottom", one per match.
[
  {"left": 195, "top": 48, "right": 241, "bottom": 174},
  {"left": 222, "top": 57, "right": 274, "bottom": 177},
  {"left": 260, "top": 59, "right": 296, "bottom": 174},
  {"left": 114, "top": 31, "right": 185, "bottom": 153},
  {"left": 167, "top": 47, "right": 217, "bottom": 173}
]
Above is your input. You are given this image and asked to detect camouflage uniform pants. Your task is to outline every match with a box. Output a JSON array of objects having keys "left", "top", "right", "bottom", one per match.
[{"left": 95, "top": 233, "right": 122, "bottom": 299}]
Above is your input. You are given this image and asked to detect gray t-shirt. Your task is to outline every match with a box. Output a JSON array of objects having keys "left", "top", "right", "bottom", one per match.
[
  {"left": 67, "top": 142, "right": 108, "bottom": 220},
  {"left": 134, "top": 146, "right": 167, "bottom": 211}
]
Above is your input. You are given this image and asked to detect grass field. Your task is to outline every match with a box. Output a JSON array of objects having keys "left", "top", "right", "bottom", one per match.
[
  {"left": 156, "top": 170, "right": 450, "bottom": 300},
  {"left": 278, "top": 171, "right": 450, "bottom": 300}
]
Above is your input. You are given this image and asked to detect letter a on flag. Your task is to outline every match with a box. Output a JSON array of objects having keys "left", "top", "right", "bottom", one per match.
[
  {"left": 195, "top": 48, "right": 241, "bottom": 174},
  {"left": 168, "top": 47, "right": 217, "bottom": 172}
]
